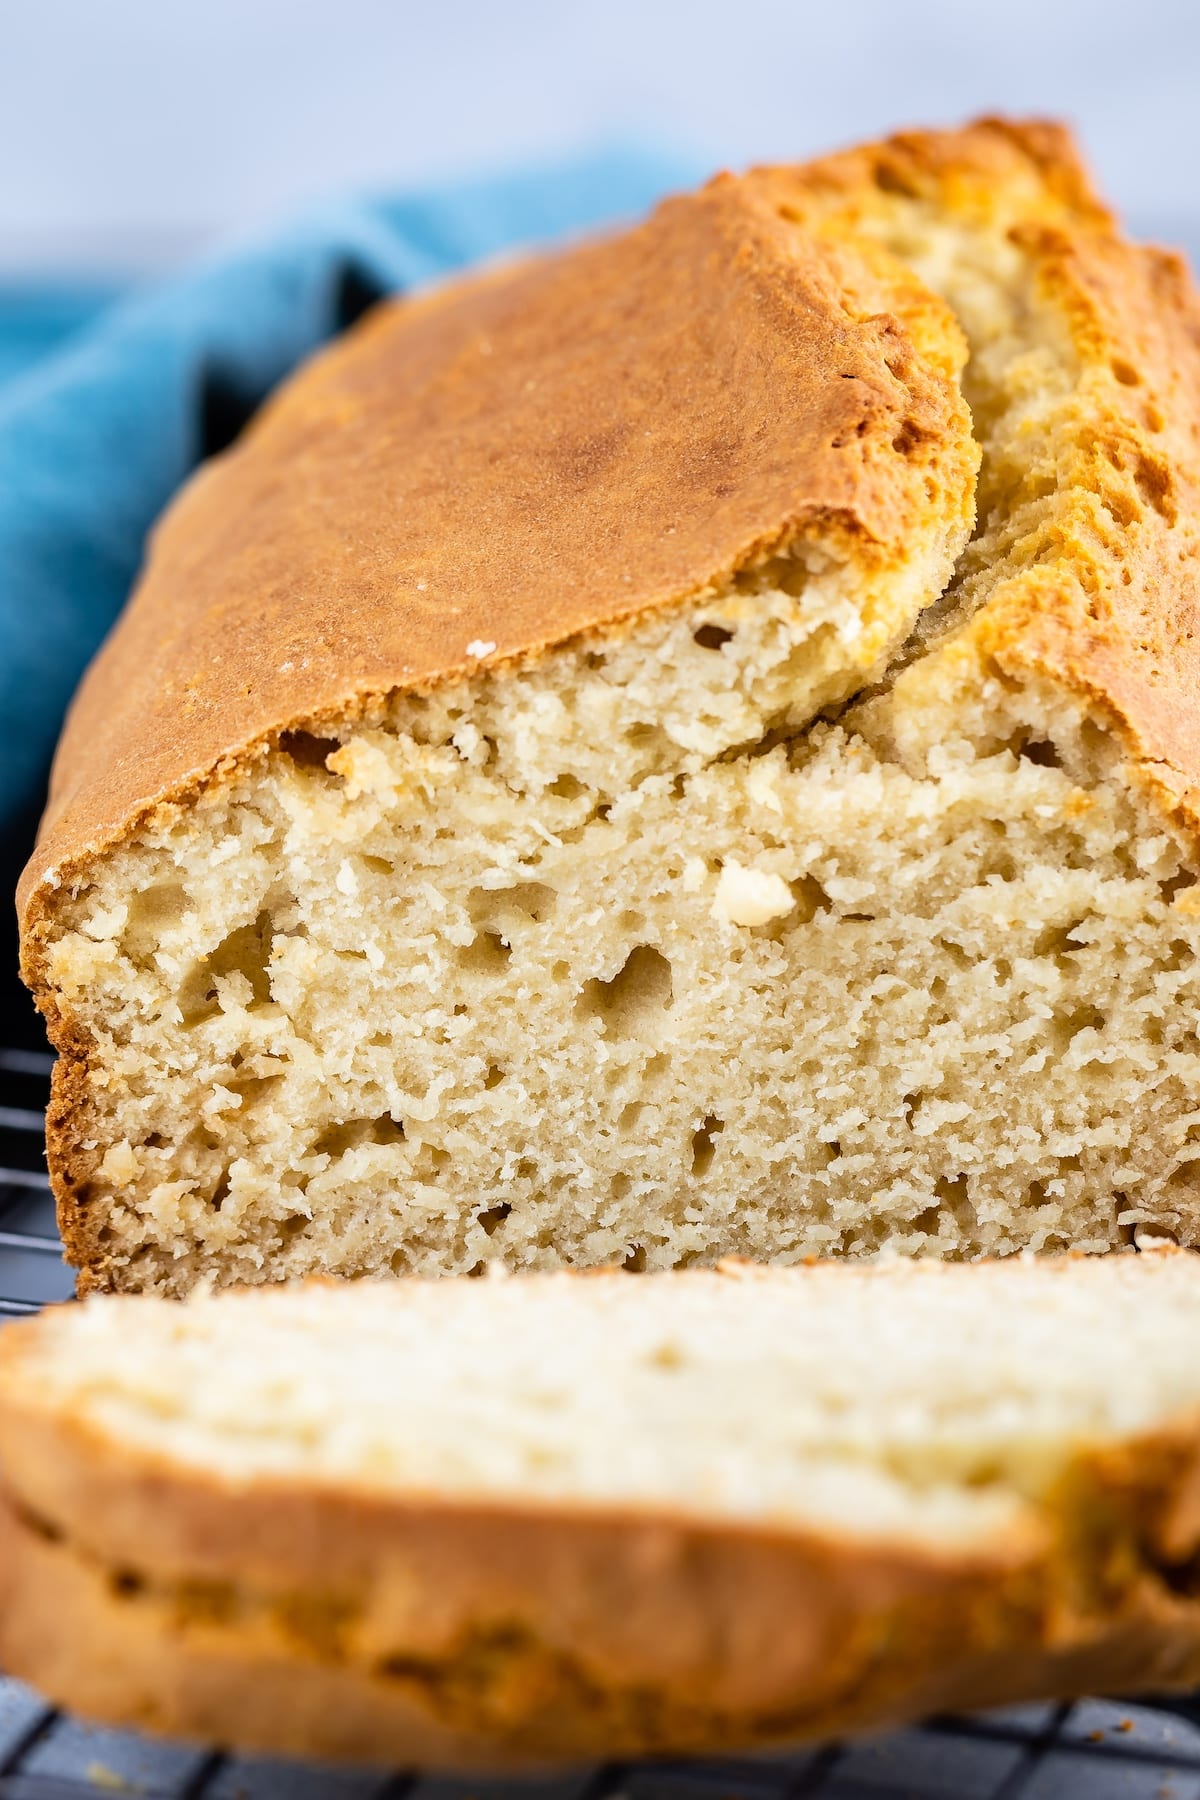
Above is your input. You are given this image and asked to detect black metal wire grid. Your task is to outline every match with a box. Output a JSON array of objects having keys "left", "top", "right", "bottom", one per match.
[{"left": 6, "top": 1079, "right": 1200, "bottom": 1794}]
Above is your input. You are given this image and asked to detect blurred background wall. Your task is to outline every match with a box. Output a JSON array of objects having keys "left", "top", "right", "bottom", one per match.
[{"left": 2, "top": 0, "right": 1197, "bottom": 278}]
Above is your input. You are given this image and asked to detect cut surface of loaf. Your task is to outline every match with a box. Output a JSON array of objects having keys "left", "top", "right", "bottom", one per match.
[
  {"left": 5, "top": 1257, "right": 1200, "bottom": 1763},
  {"left": 20, "top": 118, "right": 1200, "bottom": 1294}
]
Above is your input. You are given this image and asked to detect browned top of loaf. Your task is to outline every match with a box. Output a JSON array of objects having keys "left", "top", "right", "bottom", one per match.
[
  {"left": 18, "top": 169, "right": 970, "bottom": 921},
  {"left": 751, "top": 119, "right": 1200, "bottom": 841}
]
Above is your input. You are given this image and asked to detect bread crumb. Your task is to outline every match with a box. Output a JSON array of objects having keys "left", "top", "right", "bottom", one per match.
[
  {"left": 328, "top": 738, "right": 395, "bottom": 802},
  {"left": 99, "top": 1142, "right": 140, "bottom": 1185},
  {"left": 713, "top": 860, "right": 794, "bottom": 926},
  {"left": 466, "top": 640, "right": 497, "bottom": 658}
]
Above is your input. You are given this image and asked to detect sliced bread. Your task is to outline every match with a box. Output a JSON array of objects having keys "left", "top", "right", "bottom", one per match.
[
  {"left": 20, "top": 119, "right": 1200, "bottom": 1294},
  {"left": 4, "top": 1255, "right": 1200, "bottom": 1763}
]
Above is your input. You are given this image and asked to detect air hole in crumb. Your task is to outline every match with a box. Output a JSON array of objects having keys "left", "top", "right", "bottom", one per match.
[
  {"left": 736, "top": 552, "right": 808, "bottom": 600},
  {"left": 467, "top": 881, "right": 557, "bottom": 943},
  {"left": 585, "top": 651, "right": 606, "bottom": 671},
  {"left": 483, "top": 1064, "right": 507, "bottom": 1090},
  {"left": 110, "top": 1569, "right": 145, "bottom": 1600},
  {"left": 1111, "top": 357, "right": 1141, "bottom": 387},
  {"left": 610, "top": 1173, "right": 631, "bottom": 1200},
  {"left": 595, "top": 802, "right": 612, "bottom": 822},
  {"left": 121, "top": 881, "right": 188, "bottom": 963},
  {"left": 477, "top": 1202, "right": 511, "bottom": 1238},
  {"left": 623, "top": 1244, "right": 647, "bottom": 1273},
  {"left": 179, "top": 910, "right": 275, "bottom": 1025},
  {"left": 278, "top": 730, "right": 341, "bottom": 772},
  {"left": 935, "top": 1173, "right": 971, "bottom": 1208},
  {"left": 209, "top": 1170, "right": 232, "bottom": 1212},
  {"left": 1015, "top": 737, "right": 1061, "bottom": 768},
  {"left": 547, "top": 773, "right": 585, "bottom": 800},
  {"left": 145, "top": 1133, "right": 167, "bottom": 1150},
  {"left": 618, "top": 1101, "right": 644, "bottom": 1132},
  {"left": 1033, "top": 921, "right": 1085, "bottom": 958},
  {"left": 361, "top": 855, "right": 393, "bottom": 876},
  {"left": 225, "top": 1072, "right": 285, "bottom": 1109},
  {"left": 913, "top": 1175, "right": 975, "bottom": 1236},
  {"left": 576, "top": 945, "right": 674, "bottom": 1037},
  {"left": 791, "top": 874, "right": 832, "bottom": 924},
  {"left": 693, "top": 622, "right": 734, "bottom": 651},
  {"left": 937, "top": 936, "right": 971, "bottom": 972},
  {"left": 516, "top": 1158, "right": 537, "bottom": 1181},
  {"left": 460, "top": 930, "right": 511, "bottom": 973},
  {"left": 1161, "top": 870, "right": 1198, "bottom": 904},
  {"left": 1113, "top": 1203, "right": 1137, "bottom": 1249},
  {"left": 1057, "top": 1004, "right": 1105, "bottom": 1045},
  {"left": 891, "top": 418, "right": 927, "bottom": 456},
  {"left": 277, "top": 1212, "right": 310, "bottom": 1245},
  {"left": 690, "top": 1114, "right": 724, "bottom": 1177},
  {"left": 312, "top": 1116, "right": 406, "bottom": 1157}
]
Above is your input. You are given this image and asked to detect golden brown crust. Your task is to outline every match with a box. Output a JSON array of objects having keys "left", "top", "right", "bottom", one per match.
[
  {"left": 17, "top": 151, "right": 982, "bottom": 1294},
  {"left": 17, "top": 173, "right": 969, "bottom": 926},
  {"left": 750, "top": 119, "right": 1200, "bottom": 836},
  {"left": 7, "top": 1270, "right": 1200, "bottom": 1763},
  {"left": 0, "top": 1495, "right": 1003, "bottom": 1767},
  {"left": 26, "top": 117, "right": 1200, "bottom": 1299},
  {"left": 6, "top": 1412, "right": 1200, "bottom": 1764}
]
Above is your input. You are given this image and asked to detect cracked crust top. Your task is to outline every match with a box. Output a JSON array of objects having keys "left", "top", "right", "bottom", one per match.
[
  {"left": 17, "top": 163, "right": 975, "bottom": 926},
  {"left": 749, "top": 118, "right": 1200, "bottom": 836}
]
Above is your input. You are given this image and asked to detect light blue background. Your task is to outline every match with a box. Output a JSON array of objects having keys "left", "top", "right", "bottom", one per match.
[{"left": 3, "top": 0, "right": 1198, "bottom": 275}]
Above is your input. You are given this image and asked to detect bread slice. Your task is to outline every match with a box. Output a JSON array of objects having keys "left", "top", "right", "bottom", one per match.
[
  {"left": 20, "top": 118, "right": 1200, "bottom": 1295},
  {"left": 4, "top": 1254, "right": 1200, "bottom": 1765}
]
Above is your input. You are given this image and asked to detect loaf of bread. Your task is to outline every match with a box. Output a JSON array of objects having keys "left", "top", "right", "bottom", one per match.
[
  {"left": 20, "top": 118, "right": 1200, "bottom": 1294},
  {"left": 5, "top": 1254, "right": 1200, "bottom": 1765}
]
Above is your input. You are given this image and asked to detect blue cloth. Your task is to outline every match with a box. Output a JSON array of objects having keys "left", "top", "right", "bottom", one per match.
[
  {"left": 0, "top": 288, "right": 119, "bottom": 391},
  {"left": 0, "top": 149, "right": 696, "bottom": 833}
]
